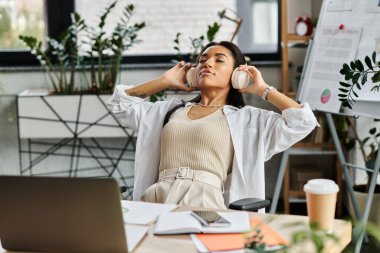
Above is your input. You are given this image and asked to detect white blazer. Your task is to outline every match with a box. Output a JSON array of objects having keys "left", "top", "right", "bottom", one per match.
[{"left": 106, "top": 85, "right": 319, "bottom": 210}]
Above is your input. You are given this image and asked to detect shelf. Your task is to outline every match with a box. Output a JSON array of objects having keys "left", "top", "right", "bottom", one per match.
[
  {"left": 288, "top": 42, "right": 308, "bottom": 48},
  {"left": 293, "top": 142, "right": 331, "bottom": 148},
  {"left": 287, "top": 34, "right": 311, "bottom": 42},
  {"left": 288, "top": 197, "right": 307, "bottom": 203},
  {"left": 289, "top": 147, "right": 337, "bottom": 156},
  {"left": 288, "top": 190, "right": 305, "bottom": 197}
]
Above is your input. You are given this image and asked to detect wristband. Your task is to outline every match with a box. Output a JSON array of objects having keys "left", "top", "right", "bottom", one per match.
[{"left": 261, "top": 86, "right": 276, "bottom": 101}]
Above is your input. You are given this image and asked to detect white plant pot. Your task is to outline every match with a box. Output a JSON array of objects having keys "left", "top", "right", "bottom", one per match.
[
  {"left": 349, "top": 186, "right": 380, "bottom": 227},
  {"left": 18, "top": 89, "right": 132, "bottom": 139}
]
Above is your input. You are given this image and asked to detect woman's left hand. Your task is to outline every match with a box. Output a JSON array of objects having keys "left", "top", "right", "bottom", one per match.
[{"left": 237, "top": 65, "right": 269, "bottom": 96}]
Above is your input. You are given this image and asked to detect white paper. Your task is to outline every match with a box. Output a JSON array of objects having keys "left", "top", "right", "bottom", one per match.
[
  {"left": 154, "top": 211, "right": 250, "bottom": 235},
  {"left": 125, "top": 224, "right": 149, "bottom": 252},
  {"left": 300, "top": 26, "right": 362, "bottom": 113},
  {"left": 327, "top": 0, "right": 352, "bottom": 12},
  {"left": 367, "top": 0, "right": 380, "bottom": 12},
  {"left": 121, "top": 200, "right": 177, "bottom": 225}
]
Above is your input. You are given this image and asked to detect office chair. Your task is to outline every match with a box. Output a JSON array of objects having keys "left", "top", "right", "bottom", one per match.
[{"left": 229, "top": 198, "right": 271, "bottom": 212}]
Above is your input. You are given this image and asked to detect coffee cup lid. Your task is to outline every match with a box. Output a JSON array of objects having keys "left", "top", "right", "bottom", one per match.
[{"left": 303, "top": 179, "right": 339, "bottom": 195}]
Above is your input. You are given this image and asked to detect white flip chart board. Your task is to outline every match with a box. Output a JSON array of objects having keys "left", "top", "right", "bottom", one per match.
[{"left": 298, "top": 0, "right": 380, "bottom": 118}]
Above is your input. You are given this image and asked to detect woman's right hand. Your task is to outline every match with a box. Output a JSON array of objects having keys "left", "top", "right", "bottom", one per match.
[{"left": 162, "top": 61, "right": 193, "bottom": 92}]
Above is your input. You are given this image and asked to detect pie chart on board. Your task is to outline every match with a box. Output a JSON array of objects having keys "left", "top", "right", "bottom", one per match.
[{"left": 320, "top": 89, "right": 331, "bottom": 104}]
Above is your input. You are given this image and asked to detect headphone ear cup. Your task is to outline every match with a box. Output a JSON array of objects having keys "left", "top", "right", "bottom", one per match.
[
  {"left": 186, "top": 67, "right": 198, "bottom": 87},
  {"left": 231, "top": 68, "right": 251, "bottom": 89}
]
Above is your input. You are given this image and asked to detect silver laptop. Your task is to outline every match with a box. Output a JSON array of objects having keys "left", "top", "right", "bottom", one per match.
[{"left": 0, "top": 176, "right": 127, "bottom": 253}]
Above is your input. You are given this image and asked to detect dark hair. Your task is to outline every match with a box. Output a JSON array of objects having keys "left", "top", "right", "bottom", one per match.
[{"left": 164, "top": 41, "right": 246, "bottom": 126}]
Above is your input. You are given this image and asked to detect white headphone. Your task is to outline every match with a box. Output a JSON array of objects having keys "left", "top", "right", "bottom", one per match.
[{"left": 186, "top": 67, "right": 251, "bottom": 89}]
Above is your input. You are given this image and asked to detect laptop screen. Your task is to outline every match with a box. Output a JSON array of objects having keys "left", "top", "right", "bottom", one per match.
[{"left": 0, "top": 176, "right": 127, "bottom": 253}]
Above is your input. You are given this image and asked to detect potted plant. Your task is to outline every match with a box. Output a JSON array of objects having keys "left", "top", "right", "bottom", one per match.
[
  {"left": 17, "top": 1, "right": 145, "bottom": 139},
  {"left": 15, "top": 2, "right": 145, "bottom": 188},
  {"left": 338, "top": 52, "right": 380, "bottom": 226},
  {"left": 19, "top": 1, "right": 145, "bottom": 95}
]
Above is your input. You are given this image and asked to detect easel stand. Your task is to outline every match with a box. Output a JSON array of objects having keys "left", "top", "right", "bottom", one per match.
[
  {"left": 325, "top": 113, "right": 380, "bottom": 253},
  {"left": 270, "top": 112, "right": 380, "bottom": 253}
]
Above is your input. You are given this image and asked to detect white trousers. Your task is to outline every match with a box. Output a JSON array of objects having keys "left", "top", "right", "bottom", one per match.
[{"left": 141, "top": 167, "right": 227, "bottom": 209}]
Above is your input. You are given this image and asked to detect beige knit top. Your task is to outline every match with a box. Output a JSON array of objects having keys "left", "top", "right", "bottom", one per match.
[{"left": 159, "top": 104, "right": 234, "bottom": 181}]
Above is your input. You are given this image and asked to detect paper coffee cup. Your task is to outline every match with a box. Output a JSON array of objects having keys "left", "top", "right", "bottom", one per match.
[{"left": 303, "top": 179, "right": 339, "bottom": 232}]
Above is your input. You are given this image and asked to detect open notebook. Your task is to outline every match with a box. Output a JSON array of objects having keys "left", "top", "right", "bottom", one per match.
[{"left": 154, "top": 211, "right": 250, "bottom": 235}]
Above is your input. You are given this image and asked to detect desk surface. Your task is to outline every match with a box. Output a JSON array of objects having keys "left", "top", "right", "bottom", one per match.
[{"left": 1, "top": 212, "right": 351, "bottom": 253}]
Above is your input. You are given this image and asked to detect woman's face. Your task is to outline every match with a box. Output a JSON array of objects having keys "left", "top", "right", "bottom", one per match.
[{"left": 196, "top": 45, "right": 235, "bottom": 89}]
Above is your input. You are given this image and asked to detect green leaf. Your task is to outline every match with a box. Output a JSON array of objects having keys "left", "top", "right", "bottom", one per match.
[
  {"left": 339, "top": 98, "right": 347, "bottom": 101},
  {"left": 340, "top": 68, "right": 349, "bottom": 75},
  {"left": 366, "top": 222, "right": 380, "bottom": 242},
  {"left": 365, "top": 56, "right": 373, "bottom": 70},
  {"left": 352, "top": 73, "right": 361, "bottom": 84},
  {"left": 342, "top": 63, "right": 350, "bottom": 70},
  {"left": 338, "top": 88, "right": 349, "bottom": 93},
  {"left": 292, "top": 231, "right": 308, "bottom": 243},
  {"left": 356, "top": 82, "right": 362, "bottom": 90},
  {"left": 342, "top": 101, "right": 352, "bottom": 109},
  {"left": 350, "top": 61, "right": 356, "bottom": 70},
  {"left": 371, "top": 85, "right": 380, "bottom": 92},
  {"left": 361, "top": 74, "right": 368, "bottom": 85},
  {"left": 338, "top": 94, "right": 347, "bottom": 97},
  {"left": 369, "top": 127, "right": 377, "bottom": 135},
  {"left": 372, "top": 72, "right": 380, "bottom": 83},
  {"left": 352, "top": 90, "right": 358, "bottom": 97},
  {"left": 339, "top": 82, "right": 351, "bottom": 88},
  {"left": 311, "top": 234, "right": 324, "bottom": 252},
  {"left": 355, "top": 59, "right": 364, "bottom": 72},
  {"left": 376, "top": 133, "right": 380, "bottom": 138},
  {"left": 363, "top": 137, "right": 370, "bottom": 144},
  {"left": 206, "top": 22, "right": 221, "bottom": 42},
  {"left": 373, "top": 51, "right": 377, "bottom": 64},
  {"left": 345, "top": 71, "right": 353, "bottom": 81}
]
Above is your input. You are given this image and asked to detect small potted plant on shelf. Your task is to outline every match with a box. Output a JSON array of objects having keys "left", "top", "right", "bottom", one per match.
[
  {"left": 338, "top": 51, "right": 380, "bottom": 226},
  {"left": 151, "top": 21, "right": 221, "bottom": 103},
  {"left": 17, "top": 1, "right": 145, "bottom": 139}
]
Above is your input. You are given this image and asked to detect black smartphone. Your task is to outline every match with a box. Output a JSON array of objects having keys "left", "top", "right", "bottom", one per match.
[{"left": 191, "top": 210, "right": 230, "bottom": 227}]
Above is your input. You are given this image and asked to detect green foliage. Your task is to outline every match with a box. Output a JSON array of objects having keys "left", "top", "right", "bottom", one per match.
[
  {"left": 338, "top": 51, "right": 380, "bottom": 109},
  {"left": 159, "top": 19, "right": 222, "bottom": 103},
  {"left": 343, "top": 219, "right": 380, "bottom": 252},
  {"left": 173, "top": 21, "right": 221, "bottom": 64},
  {"left": 19, "top": 1, "right": 145, "bottom": 94},
  {"left": 286, "top": 222, "right": 338, "bottom": 253},
  {"left": 245, "top": 227, "right": 267, "bottom": 253},
  {"left": 342, "top": 115, "right": 380, "bottom": 190},
  {"left": 245, "top": 218, "right": 380, "bottom": 253}
]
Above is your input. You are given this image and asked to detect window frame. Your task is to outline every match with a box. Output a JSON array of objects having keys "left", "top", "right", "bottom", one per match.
[
  {"left": 0, "top": 0, "right": 74, "bottom": 67},
  {"left": 0, "top": 0, "right": 281, "bottom": 67}
]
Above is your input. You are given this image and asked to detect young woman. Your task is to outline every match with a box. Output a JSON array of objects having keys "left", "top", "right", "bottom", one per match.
[{"left": 107, "top": 41, "right": 318, "bottom": 211}]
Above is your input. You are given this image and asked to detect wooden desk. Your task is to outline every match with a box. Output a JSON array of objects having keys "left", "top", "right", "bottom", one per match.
[{"left": 0, "top": 213, "right": 351, "bottom": 253}]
